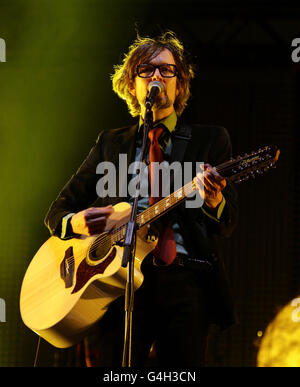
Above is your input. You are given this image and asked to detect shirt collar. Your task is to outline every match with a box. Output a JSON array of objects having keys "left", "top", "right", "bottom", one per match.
[{"left": 138, "top": 110, "right": 177, "bottom": 134}]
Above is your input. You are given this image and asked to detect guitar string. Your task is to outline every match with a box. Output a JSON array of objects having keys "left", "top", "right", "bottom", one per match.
[
  {"left": 85, "top": 183, "right": 194, "bottom": 259},
  {"left": 87, "top": 150, "right": 274, "bottom": 254},
  {"left": 89, "top": 180, "right": 196, "bottom": 250},
  {"left": 69, "top": 159, "right": 273, "bottom": 263},
  {"left": 66, "top": 180, "right": 195, "bottom": 265},
  {"left": 62, "top": 150, "right": 275, "bottom": 265},
  {"left": 25, "top": 151, "right": 275, "bottom": 286}
]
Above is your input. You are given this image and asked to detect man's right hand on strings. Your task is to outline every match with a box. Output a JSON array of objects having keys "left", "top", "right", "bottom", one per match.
[{"left": 70, "top": 205, "right": 114, "bottom": 236}]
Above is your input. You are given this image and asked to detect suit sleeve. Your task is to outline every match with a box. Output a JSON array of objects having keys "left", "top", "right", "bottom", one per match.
[
  {"left": 200, "top": 126, "right": 239, "bottom": 238},
  {"left": 44, "top": 131, "right": 105, "bottom": 237}
]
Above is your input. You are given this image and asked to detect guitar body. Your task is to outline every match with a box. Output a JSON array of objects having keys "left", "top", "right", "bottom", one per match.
[{"left": 20, "top": 202, "right": 156, "bottom": 348}]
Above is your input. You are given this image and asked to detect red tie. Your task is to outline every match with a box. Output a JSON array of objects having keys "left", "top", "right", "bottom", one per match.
[{"left": 148, "top": 126, "right": 177, "bottom": 265}]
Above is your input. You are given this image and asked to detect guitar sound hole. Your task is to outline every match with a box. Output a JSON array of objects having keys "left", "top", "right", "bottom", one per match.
[{"left": 88, "top": 233, "right": 112, "bottom": 263}]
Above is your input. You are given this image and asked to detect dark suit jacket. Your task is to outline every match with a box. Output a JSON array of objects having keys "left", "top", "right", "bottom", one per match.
[{"left": 45, "top": 119, "right": 239, "bottom": 329}]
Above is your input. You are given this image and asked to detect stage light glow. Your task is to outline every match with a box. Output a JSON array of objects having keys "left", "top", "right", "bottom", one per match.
[{"left": 257, "top": 296, "right": 300, "bottom": 367}]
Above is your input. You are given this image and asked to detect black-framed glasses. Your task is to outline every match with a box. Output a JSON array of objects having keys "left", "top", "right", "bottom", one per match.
[{"left": 136, "top": 63, "right": 177, "bottom": 78}]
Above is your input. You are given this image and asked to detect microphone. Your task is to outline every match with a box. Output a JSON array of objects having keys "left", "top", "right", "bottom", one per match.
[{"left": 145, "top": 81, "right": 164, "bottom": 108}]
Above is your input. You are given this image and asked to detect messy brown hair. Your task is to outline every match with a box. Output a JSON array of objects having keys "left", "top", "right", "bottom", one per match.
[{"left": 111, "top": 31, "right": 195, "bottom": 117}]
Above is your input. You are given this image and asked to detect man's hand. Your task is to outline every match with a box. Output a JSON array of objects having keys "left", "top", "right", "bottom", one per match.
[
  {"left": 70, "top": 205, "right": 114, "bottom": 236},
  {"left": 196, "top": 163, "right": 226, "bottom": 208}
]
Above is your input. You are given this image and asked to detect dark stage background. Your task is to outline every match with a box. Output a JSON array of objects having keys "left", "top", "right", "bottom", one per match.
[{"left": 0, "top": 0, "right": 299, "bottom": 367}]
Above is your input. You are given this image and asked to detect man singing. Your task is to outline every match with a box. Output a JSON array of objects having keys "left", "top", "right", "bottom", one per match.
[{"left": 45, "top": 31, "right": 238, "bottom": 367}]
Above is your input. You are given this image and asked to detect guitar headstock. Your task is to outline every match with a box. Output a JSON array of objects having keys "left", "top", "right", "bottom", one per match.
[{"left": 218, "top": 145, "right": 280, "bottom": 183}]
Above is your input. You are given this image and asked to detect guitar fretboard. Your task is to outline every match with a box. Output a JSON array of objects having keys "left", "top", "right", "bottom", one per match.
[
  {"left": 110, "top": 145, "right": 279, "bottom": 244},
  {"left": 111, "top": 179, "right": 197, "bottom": 243}
]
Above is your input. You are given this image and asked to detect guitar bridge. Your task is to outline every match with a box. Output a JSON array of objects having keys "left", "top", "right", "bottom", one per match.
[{"left": 60, "top": 246, "right": 75, "bottom": 288}]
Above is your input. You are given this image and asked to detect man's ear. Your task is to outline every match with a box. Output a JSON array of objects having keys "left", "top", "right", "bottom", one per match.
[
  {"left": 175, "top": 82, "right": 180, "bottom": 98},
  {"left": 175, "top": 78, "right": 180, "bottom": 98}
]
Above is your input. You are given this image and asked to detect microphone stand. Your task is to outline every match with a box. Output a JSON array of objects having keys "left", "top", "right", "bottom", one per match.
[{"left": 121, "top": 103, "right": 153, "bottom": 367}]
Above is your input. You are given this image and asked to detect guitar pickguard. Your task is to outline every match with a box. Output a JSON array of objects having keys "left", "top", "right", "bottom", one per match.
[
  {"left": 71, "top": 247, "right": 117, "bottom": 294},
  {"left": 60, "top": 247, "right": 75, "bottom": 288}
]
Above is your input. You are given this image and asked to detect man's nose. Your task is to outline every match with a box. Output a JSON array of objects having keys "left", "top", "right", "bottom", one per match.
[{"left": 151, "top": 67, "right": 162, "bottom": 80}]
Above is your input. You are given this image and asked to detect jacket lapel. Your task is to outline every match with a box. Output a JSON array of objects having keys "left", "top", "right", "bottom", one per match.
[
  {"left": 107, "top": 123, "right": 138, "bottom": 202},
  {"left": 107, "top": 123, "right": 138, "bottom": 166},
  {"left": 170, "top": 122, "right": 192, "bottom": 164}
]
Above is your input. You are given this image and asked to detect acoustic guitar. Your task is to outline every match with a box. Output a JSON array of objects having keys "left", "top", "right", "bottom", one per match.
[{"left": 20, "top": 145, "right": 280, "bottom": 348}]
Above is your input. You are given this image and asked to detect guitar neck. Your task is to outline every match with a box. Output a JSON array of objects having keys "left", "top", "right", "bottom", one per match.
[
  {"left": 133, "top": 156, "right": 242, "bottom": 230},
  {"left": 110, "top": 144, "right": 279, "bottom": 244},
  {"left": 111, "top": 179, "right": 196, "bottom": 244},
  {"left": 136, "top": 179, "right": 196, "bottom": 228}
]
